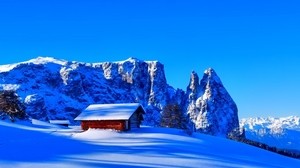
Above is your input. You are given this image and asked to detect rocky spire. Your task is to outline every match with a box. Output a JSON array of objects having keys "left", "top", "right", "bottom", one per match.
[
  {"left": 186, "top": 71, "right": 201, "bottom": 122},
  {"left": 187, "top": 71, "right": 200, "bottom": 100},
  {"left": 195, "top": 68, "right": 239, "bottom": 136}
]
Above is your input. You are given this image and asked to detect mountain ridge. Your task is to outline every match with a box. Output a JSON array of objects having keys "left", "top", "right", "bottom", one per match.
[
  {"left": 0, "top": 56, "right": 240, "bottom": 137},
  {"left": 241, "top": 116, "right": 300, "bottom": 150}
]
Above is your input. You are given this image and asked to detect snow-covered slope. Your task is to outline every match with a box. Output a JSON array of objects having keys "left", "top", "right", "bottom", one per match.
[
  {"left": 240, "top": 116, "right": 300, "bottom": 150},
  {"left": 0, "top": 120, "right": 299, "bottom": 168},
  {"left": 0, "top": 56, "right": 239, "bottom": 136}
]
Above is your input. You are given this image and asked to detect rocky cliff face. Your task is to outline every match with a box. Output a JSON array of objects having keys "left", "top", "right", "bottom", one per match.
[
  {"left": 187, "top": 68, "right": 239, "bottom": 136},
  {"left": 0, "top": 57, "right": 239, "bottom": 136}
]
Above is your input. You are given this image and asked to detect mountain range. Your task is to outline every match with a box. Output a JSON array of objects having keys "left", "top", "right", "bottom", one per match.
[
  {"left": 0, "top": 57, "right": 239, "bottom": 136},
  {"left": 240, "top": 116, "right": 300, "bottom": 151}
]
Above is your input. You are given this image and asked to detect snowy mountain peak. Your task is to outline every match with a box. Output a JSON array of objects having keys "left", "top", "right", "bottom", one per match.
[
  {"left": 27, "top": 56, "right": 67, "bottom": 65},
  {"left": 204, "top": 67, "right": 214, "bottom": 74},
  {"left": 0, "top": 57, "right": 240, "bottom": 138},
  {"left": 202, "top": 67, "right": 222, "bottom": 85},
  {"left": 0, "top": 56, "right": 67, "bottom": 73},
  {"left": 241, "top": 116, "right": 300, "bottom": 130},
  {"left": 118, "top": 57, "right": 142, "bottom": 64},
  {"left": 186, "top": 68, "right": 239, "bottom": 136},
  {"left": 186, "top": 71, "right": 200, "bottom": 103},
  {"left": 188, "top": 71, "right": 199, "bottom": 90},
  {"left": 240, "top": 116, "right": 300, "bottom": 150},
  {"left": 0, "top": 57, "right": 176, "bottom": 125},
  {"left": 127, "top": 57, "right": 140, "bottom": 62}
]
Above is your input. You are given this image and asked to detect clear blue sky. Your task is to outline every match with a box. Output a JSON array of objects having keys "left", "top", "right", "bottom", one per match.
[{"left": 0, "top": 0, "right": 299, "bottom": 118}]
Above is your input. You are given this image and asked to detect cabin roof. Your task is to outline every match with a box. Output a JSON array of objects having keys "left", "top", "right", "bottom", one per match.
[{"left": 74, "top": 103, "right": 145, "bottom": 121}]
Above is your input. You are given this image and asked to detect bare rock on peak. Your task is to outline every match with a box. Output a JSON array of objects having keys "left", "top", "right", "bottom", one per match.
[{"left": 194, "top": 68, "right": 239, "bottom": 136}]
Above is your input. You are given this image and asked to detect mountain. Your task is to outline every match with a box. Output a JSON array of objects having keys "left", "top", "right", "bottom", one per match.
[
  {"left": 240, "top": 116, "right": 300, "bottom": 150},
  {"left": 186, "top": 68, "right": 239, "bottom": 136},
  {"left": 0, "top": 57, "right": 239, "bottom": 136}
]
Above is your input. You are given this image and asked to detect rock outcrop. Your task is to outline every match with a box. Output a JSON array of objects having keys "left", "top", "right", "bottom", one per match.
[{"left": 186, "top": 68, "right": 239, "bottom": 136}]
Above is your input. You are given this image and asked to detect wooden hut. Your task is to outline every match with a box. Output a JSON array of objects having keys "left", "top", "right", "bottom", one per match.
[{"left": 74, "top": 103, "right": 145, "bottom": 131}]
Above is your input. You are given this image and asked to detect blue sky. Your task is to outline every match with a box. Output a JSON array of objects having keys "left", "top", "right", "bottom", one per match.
[{"left": 0, "top": 0, "right": 299, "bottom": 118}]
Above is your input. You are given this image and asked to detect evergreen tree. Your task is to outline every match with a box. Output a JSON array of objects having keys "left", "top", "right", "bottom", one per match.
[
  {"left": 0, "top": 90, "right": 26, "bottom": 121},
  {"left": 160, "top": 104, "right": 187, "bottom": 129}
]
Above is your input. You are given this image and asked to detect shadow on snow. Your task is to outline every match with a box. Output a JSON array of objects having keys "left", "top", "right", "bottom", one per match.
[{"left": 0, "top": 123, "right": 297, "bottom": 168}]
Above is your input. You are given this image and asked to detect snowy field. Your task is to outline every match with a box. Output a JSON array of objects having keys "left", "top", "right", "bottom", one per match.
[{"left": 0, "top": 120, "right": 299, "bottom": 168}]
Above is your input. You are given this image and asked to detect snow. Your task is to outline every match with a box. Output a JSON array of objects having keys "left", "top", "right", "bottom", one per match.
[
  {"left": 0, "top": 120, "right": 299, "bottom": 168},
  {"left": 0, "top": 84, "right": 20, "bottom": 91},
  {"left": 27, "top": 56, "right": 67, "bottom": 66},
  {"left": 190, "top": 67, "right": 239, "bottom": 136},
  {"left": 241, "top": 116, "right": 300, "bottom": 130},
  {"left": 0, "top": 57, "right": 66, "bottom": 73},
  {"left": 75, "top": 103, "right": 143, "bottom": 121},
  {"left": 49, "top": 120, "right": 70, "bottom": 125},
  {"left": 0, "top": 56, "right": 197, "bottom": 128},
  {"left": 0, "top": 64, "right": 19, "bottom": 73},
  {"left": 118, "top": 57, "right": 141, "bottom": 63},
  {"left": 241, "top": 116, "right": 300, "bottom": 150}
]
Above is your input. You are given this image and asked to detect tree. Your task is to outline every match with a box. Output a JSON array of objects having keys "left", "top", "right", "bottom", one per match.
[
  {"left": 227, "top": 127, "right": 246, "bottom": 140},
  {"left": 160, "top": 104, "right": 188, "bottom": 129},
  {"left": 0, "top": 90, "right": 26, "bottom": 121}
]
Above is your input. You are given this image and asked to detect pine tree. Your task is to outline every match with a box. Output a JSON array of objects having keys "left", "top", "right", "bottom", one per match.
[
  {"left": 160, "top": 104, "right": 187, "bottom": 129},
  {"left": 0, "top": 90, "right": 26, "bottom": 121}
]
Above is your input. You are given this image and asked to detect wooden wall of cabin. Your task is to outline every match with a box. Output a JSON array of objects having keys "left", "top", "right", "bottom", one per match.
[
  {"left": 81, "top": 120, "right": 126, "bottom": 131},
  {"left": 129, "top": 112, "right": 141, "bottom": 128}
]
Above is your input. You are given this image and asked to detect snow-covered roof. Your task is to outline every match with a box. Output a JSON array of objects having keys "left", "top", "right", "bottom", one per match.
[
  {"left": 74, "top": 103, "right": 144, "bottom": 121},
  {"left": 49, "top": 120, "right": 70, "bottom": 125}
]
